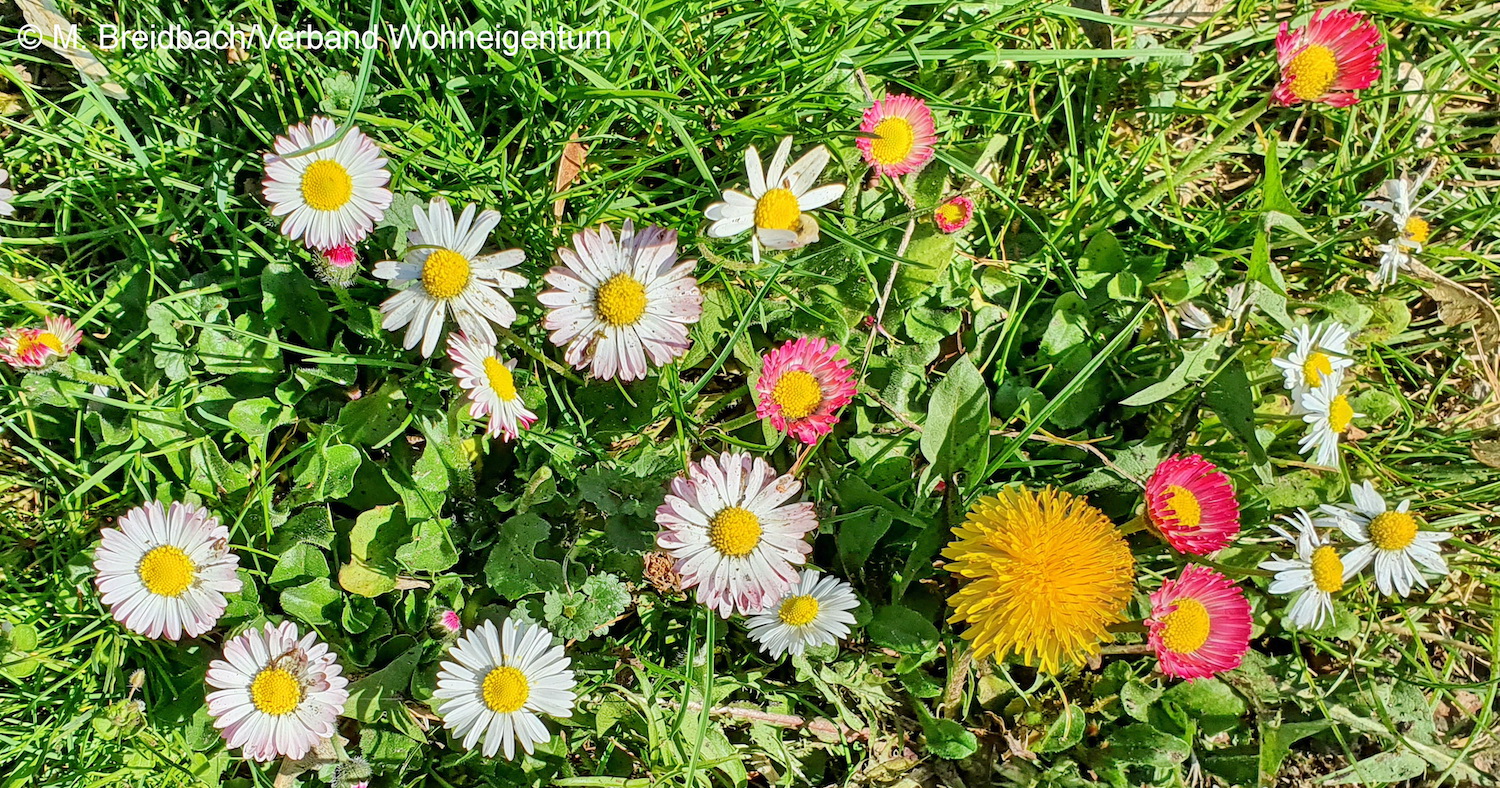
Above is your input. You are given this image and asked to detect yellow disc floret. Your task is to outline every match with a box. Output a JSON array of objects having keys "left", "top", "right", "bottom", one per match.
[
  {"left": 754, "top": 188, "right": 801, "bottom": 232},
  {"left": 1159, "top": 597, "right": 1211, "bottom": 654},
  {"left": 870, "top": 117, "right": 916, "bottom": 166},
  {"left": 778, "top": 595, "right": 821, "bottom": 627},
  {"left": 771, "top": 370, "right": 823, "bottom": 420},
  {"left": 250, "top": 668, "right": 303, "bottom": 716},
  {"left": 481, "top": 666, "right": 530, "bottom": 713},
  {"left": 1403, "top": 216, "right": 1431, "bottom": 245},
  {"left": 1329, "top": 395, "right": 1355, "bottom": 433},
  {"left": 595, "top": 273, "right": 648, "bottom": 327},
  {"left": 1310, "top": 545, "right": 1345, "bottom": 592},
  {"left": 1161, "top": 485, "right": 1202, "bottom": 529},
  {"left": 1303, "top": 352, "right": 1334, "bottom": 388},
  {"left": 421, "top": 248, "right": 472, "bottom": 300},
  {"left": 482, "top": 357, "right": 518, "bottom": 401},
  {"left": 1287, "top": 45, "right": 1340, "bottom": 101},
  {"left": 1368, "top": 511, "right": 1418, "bottom": 551},
  {"left": 708, "top": 506, "right": 762, "bottom": 558},
  {"left": 137, "top": 545, "right": 196, "bottom": 597},
  {"left": 300, "top": 159, "right": 355, "bottom": 212}
]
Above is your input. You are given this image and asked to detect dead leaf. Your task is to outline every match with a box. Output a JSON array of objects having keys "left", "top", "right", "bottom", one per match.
[
  {"left": 1470, "top": 440, "right": 1500, "bottom": 468},
  {"left": 552, "top": 132, "right": 588, "bottom": 222},
  {"left": 15, "top": 0, "right": 126, "bottom": 98},
  {"left": 1408, "top": 261, "right": 1500, "bottom": 426},
  {"left": 1397, "top": 63, "right": 1438, "bottom": 149},
  {"left": 393, "top": 576, "right": 431, "bottom": 591}
]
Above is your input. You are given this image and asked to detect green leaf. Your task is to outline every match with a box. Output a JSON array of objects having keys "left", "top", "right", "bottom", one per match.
[
  {"left": 228, "top": 397, "right": 294, "bottom": 443},
  {"left": 920, "top": 356, "right": 990, "bottom": 479},
  {"left": 1036, "top": 704, "right": 1087, "bottom": 754},
  {"left": 1260, "top": 132, "right": 1299, "bottom": 215},
  {"left": 339, "top": 558, "right": 397, "bottom": 598},
  {"left": 272, "top": 505, "right": 335, "bottom": 551},
  {"left": 289, "top": 443, "right": 362, "bottom": 505},
  {"left": 868, "top": 605, "right": 939, "bottom": 655},
  {"left": 1258, "top": 719, "right": 1331, "bottom": 786},
  {"left": 483, "top": 513, "right": 565, "bottom": 598},
  {"left": 1205, "top": 360, "right": 1269, "bottom": 468},
  {"left": 280, "top": 579, "right": 341, "bottom": 625},
  {"left": 1320, "top": 751, "right": 1428, "bottom": 785},
  {"left": 1161, "top": 678, "right": 1246, "bottom": 719},
  {"left": 542, "top": 573, "right": 631, "bottom": 640},
  {"left": 837, "top": 507, "right": 892, "bottom": 579},
  {"left": 343, "top": 646, "right": 420, "bottom": 723},
  {"left": 396, "top": 518, "right": 459, "bottom": 573},
  {"left": 339, "top": 506, "right": 411, "bottom": 598},
  {"left": 1120, "top": 333, "right": 1227, "bottom": 406},
  {"left": 1041, "top": 293, "right": 1090, "bottom": 356},
  {"left": 268, "top": 543, "right": 329, "bottom": 588},
  {"left": 1120, "top": 679, "right": 1162, "bottom": 722},
  {"left": 919, "top": 714, "right": 978, "bottom": 761},
  {"left": 1102, "top": 723, "right": 1191, "bottom": 768},
  {"left": 338, "top": 384, "right": 408, "bottom": 447},
  {"left": 1075, "top": 231, "right": 1127, "bottom": 291}
]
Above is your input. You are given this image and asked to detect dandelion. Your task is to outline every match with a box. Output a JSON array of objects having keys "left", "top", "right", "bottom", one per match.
[
  {"left": 1146, "top": 565, "right": 1252, "bottom": 681},
  {"left": 0, "top": 168, "right": 16, "bottom": 217},
  {"left": 261, "top": 116, "right": 393, "bottom": 250},
  {"left": 1271, "top": 322, "right": 1354, "bottom": 401},
  {"left": 205, "top": 621, "right": 349, "bottom": 762},
  {"left": 1321, "top": 481, "right": 1450, "bottom": 597},
  {"left": 1362, "top": 173, "right": 1441, "bottom": 286},
  {"left": 857, "top": 94, "right": 938, "bottom": 177},
  {"left": 754, "top": 337, "right": 857, "bottom": 445},
  {"left": 1144, "top": 454, "right": 1241, "bottom": 555},
  {"left": 1273, "top": 10, "right": 1384, "bottom": 108},
  {"left": 943, "top": 487, "right": 1134, "bottom": 673},
  {"left": 745, "top": 570, "right": 859, "bottom": 658},
  {"left": 1260, "top": 510, "right": 1356, "bottom": 630},
  {"left": 704, "top": 137, "right": 846, "bottom": 263},
  {"left": 0, "top": 315, "right": 82, "bottom": 369},
  {"left": 1175, "top": 283, "right": 1249, "bottom": 342},
  {"left": 655, "top": 451, "right": 818, "bottom": 617},
  {"left": 539, "top": 221, "right": 703, "bottom": 382},
  {"left": 1299, "top": 381, "right": 1363, "bottom": 468},
  {"left": 374, "top": 199, "right": 527, "bottom": 358},
  {"left": 92, "top": 501, "right": 242, "bottom": 640},
  {"left": 446, "top": 333, "right": 537, "bottom": 442},
  {"left": 433, "top": 618, "right": 577, "bottom": 760},
  {"left": 933, "top": 195, "right": 974, "bottom": 234}
]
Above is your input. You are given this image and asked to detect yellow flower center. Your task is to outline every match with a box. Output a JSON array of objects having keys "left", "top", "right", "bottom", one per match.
[
  {"left": 708, "top": 506, "right": 762, "bottom": 558},
  {"left": 777, "top": 595, "right": 821, "bottom": 627},
  {"left": 482, "top": 357, "right": 518, "bottom": 401},
  {"left": 1303, "top": 351, "right": 1334, "bottom": 388},
  {"left": 137, "top": 545, "right": 195, "bottom": 597},
  {"left": 1310, "top": 545, "right": 1344, "bottom": 592},
  {"left": 1287, "top": 44, "right": 1340, "bottom": 101},
  {"left": 935, "top": 202, "right": 966, "bottom": 227},
  {"left": 1161, "top": 485, "right": 1202, "bottom": 529},
  {"left": 754, "top": 188, "right": 801, "bottom": 232},
  {"left": 595, "top": 273, "right": 648, "bottom": 327},
  {"left": 1368, "top": 511, "right": 1418, "bottom": 551},
  {"left": 481, "top": 666, "right": 529, "bottom": 713},
  {"left": 870, "top": 116, "right": 916, "bottom": 166},
  {"left": 1403, "top": 216, "right": 1431, "bottom": 245},
  {"left": 1159, "top": 597, "right": 1211, "bottom": 655},
  {"left": 421, "top": 248, "right": 471, "bottom": 300},
  {"left": 13, "top": 333, "right": 41, "bottom": 357},
  {"left": 770, "top": 370, "right": 823, "bottom": 420},
  {"left": 37, "top": 332, "right": 65, "bottom": 353},
  {"left": 249, "top": 668, "right": 303, "bottom": 716},
  {"left": 299, "top": 159, "right": 354, "bottom": 213},
  {"left": 1329, "top": 395, "right": 1354, "bottom": 433}
]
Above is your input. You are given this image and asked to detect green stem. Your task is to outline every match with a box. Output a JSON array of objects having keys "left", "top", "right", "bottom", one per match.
[{"left": 496, "top": 326, "right": 584, "bottom": 385}]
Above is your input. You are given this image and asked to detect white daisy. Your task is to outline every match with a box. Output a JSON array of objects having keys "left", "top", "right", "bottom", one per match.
[
  {"left": 1298, "top": 382, "right": 1364, "bottom": 468},
  {"left": 374, "top": 199, "right": 527, "bottom": 358},
  {"left": 433, "top": 618, "right": 577, "bottom": 760},
  {"left": 0, "top": 168, "right": 16, "bottom": 217},
  {"left": 91, "top": 501, "right": 242, "bottom": 641},
  {"left": 1271, "top": 322, "right": 1355, "bottom": 400},
  {"left": 1320, "top": 481, "right": 1450, "bottom": 597},
  {"left": 538, "top": 221, "right": 704, "bottom": 381},
  {"left": 261, "top": 117, "right": 393, "bottom": 251},
  {"left": 1259, "top": 509, "right": 1357, "bottom": 630},
  {"left": 205, "top": 621, "right": 349, "bottom": 763},
  {"left": 1176, "top": 283, "right": 1250, "bottom": 342},
  {"left": 704, "top": 137, "right": 846, "bottom": 263},
  {"left": 447, "top": 332, "right": 537, "bottom": 441},
  {"left": 745, "top": 570, "right": 859, "bottom": 658},
  {"left": 655, "top": 451, "right": 819, "bottom": 617},
  {"left": 1361, "top": 172, "right": 1441, "bottom": 287}
]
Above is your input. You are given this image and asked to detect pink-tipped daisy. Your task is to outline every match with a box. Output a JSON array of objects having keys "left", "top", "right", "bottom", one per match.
[
  {"left": 0, "top": 316, "right": 83, "bottom": 369},
  {"left": 857, "top": 94, "right": 938, "bottom": 177},
  {"left": 446, "top": 332, "right": 537, "bottom": 442},
  {"left": 1273, "top": 10, "right": 1385, "bottom": 108},
  {"left": 754, "top": 337, "right": 857, "bottom": 445},
  {"left": 655, "top": 451, "right": 818, "bottom": 617},
  {"left": 437, "top": 610, "right": 462, "bottom": 633},
  {"left": 1145, "top": 565, "right": 1252, "bottom": 681},
  {"left": 261, "top": 117, "right": 393, "bottom": 250},
  {"left": 313, "top": 244, "right": 359, "bottom": 287},
  {"left": 1144, "top": 454, "right": 1242, "bottom": 555},
  {"left": 205, "top": 621, "right": 349, "bottom": 762},
  {"left": 933, "top": 196, "right": 974, "bottom": 234}
]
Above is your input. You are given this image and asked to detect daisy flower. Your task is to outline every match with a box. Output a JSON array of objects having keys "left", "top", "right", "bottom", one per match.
[
  {"left": 754, "top": 337, "right": 857, "bottom": 445},
  {"left": 1321, "top": 481, "right": 1450, "bottom": 597},
  {"left": 704, "top": 137, "right": 846, "bottom": 263},
  {"left": 933, "top": 195, "right": 974, "bottom": 234},
  {"left": 1144, "top": 454, "right": 1241, "bottom": 555},
  {"left": 0, "top": 168, "right": 16, "bottom": 217},
  {"left": 1146, "top": 565, "right": 1252, "bottom": 681},
  {"left": 261, "top": 116, "right": 393, "bottom": 250},
  {"left": 314, "top": 243, "right": 360, "bottom": 288},
  {"left": 1260, "top": 509, "right": 1356, "bottom": 630},
  {"left": 539, "top": 221, "right": 703, "bottom": 382},
  {"left": 433, "top": 618, "right": 577, "bottom": 760},
  {"left": 92, "top": 501, "right": 242, "bottom": 640},
  {"left": 856, "top": 94, "right": 938, "bottom": 177},
  {"left": 943, "top": 486, "right": 1134, "bottom": 673},
  {"left": 745, "top": 570, "right": 860, "bottom": 658},
  {"left": 1272, "top": 10, "right": 1385, "bottom": 107},
  {"left": 1298, "top": 382, "right": 1364, "bottom": 468},
  {"left": 0, "top": 315, "right": 83, "bottom": 369},
  {"left": 205, "top": 621, "right": 349, "bottom": 762},
  {"left": 447, "top": 333, "right": 537, "bottom": 441},
  {"left": 1362, "top": 173, "right": 1441, "bottom": 286},
  {"left": 374, "top": 199, "right": 527, "bottom": 358},
  {"left": 655, "top": 451, "right": 819, "bottom": 617},
  {"left": 1271, "top": 322, "right": 1355, "bottom": 400},
  {"left": 1175, "top": 283, "right": 1249, "bottom": 342}
]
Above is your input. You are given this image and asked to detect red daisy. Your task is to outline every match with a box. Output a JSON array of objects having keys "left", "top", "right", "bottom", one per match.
[
  {"left": 856, "top": 94, "right": 938, "bottom": 177},
  {"left": 1146, "top": 565, "right": 1253, "bottom": 680},
  {"left": 754, "top": 337, "right": 856, "bottom": 445},
  {"left": 1144, "top": 454, "right": 1241, "bottom": 555},
  {"left": 1273, "top": 9, "right": 1384, "bottom": 107},
  {"left": 933, "top": 195, "right": 974, "bottom": 234}
]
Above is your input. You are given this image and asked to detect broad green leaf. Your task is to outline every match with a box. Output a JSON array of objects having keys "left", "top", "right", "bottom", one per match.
[
  {"left": 542, "top": 573, "right": 631, "bottom": 640},
  {"left": 268, "top": 542, "right": 328, "bottom": 588},
  {"left": 483, "top": 513, "right": 565, "bottom": 598},
  {"left": 1101, "top": 723, "right": 1191, "bottom": 768},
  {"left": 918, "top": 713, "right": 978, "bottom": 761},
  {"left": 920, "top": 356, "right": 990, "bottom": 479},
  {"left": 1320, "top": 751, "right": 1427, "bottom": 785},
  {"left": 280, "top": 578, "right": 340, "bottom": 625},
  {"left": 344, "top": 646, "right": 420, "bottom": 723},
  {"left": 1120, "top": 333, "right": 1227, "bottom": 406},
  {"left": 228, "top": 397, "right": 294, "bottom": 443},
  {"left": 837, "top": 507, "right": 892, "bottom": 579},
  {"left": 1161, "top": 678, "right": 1246, "bottom": 719},
  {"left": 1036, "top": 704, "right": 1087, "bottom": 754},
  {"left": 1206, "top": 360, "right": 1269, "bottom": 468},
  {"left": 289, "top": 443, "right": 362, "bottom": 505},
  {"left": 868, "top": 605, "right": 939, "bottom": 655},
  {"left": 1258, "top": 719, "right": 1331, "bottom": 786},
  {"left": 395, "top": 518, "right": 459, "bottom": 573}
]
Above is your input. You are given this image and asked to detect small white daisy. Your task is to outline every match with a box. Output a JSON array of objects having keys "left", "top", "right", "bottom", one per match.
[
  {"left": 1271, "top": 322, "right": 1355, "bottom": 400},
  {"left": 745, "top": 570, "right": 859, "bottom": 658},
  {"left": 0, "top": 168, "right": 16, "bottom": 217},
  {"left": 1259, "top": 509, "right": 1357, "bottom": 630},
  {"left": 1361, "top": 172, "right": 1441, "bottom": 287},
  {"left": 655, "top": 451, "right": 819, "bottom": 617},
  {"left": 1176, "top": 283, "right": 1250, "bottom": 342},
  {"left": 261, "top": 117, "right": 393, "bottom": 251},
  {"left": 538, "top": 221, "right": 704, "bottom": 381},
  {"left": 1298, "top": 382, "right": 1364, "bottom": 468},
  {"left": 447, "top": 332, "right": 537, "bottom": 441},
  {"left": 374, "top": 199, "right": 527, "bottom": 358},
  {"left": 433, "top": 618, "right": 577, "bottom": 760},
  {"left": 704, "top": 137, "right": 846, "bottom": 263},
  {"left": 205, "top": 621, "right": 349, "bottom": 763},
  {"left": 92, "top": 501, "right": 242, "bottom": 641},
  {"left": 1320, "top": 481, "right": 1450, "bottom": 597}
]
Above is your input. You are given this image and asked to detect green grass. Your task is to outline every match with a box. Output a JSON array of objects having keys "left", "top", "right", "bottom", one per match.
[{"left": 1, "top": 0, "right": 1498, "bottom": 786}]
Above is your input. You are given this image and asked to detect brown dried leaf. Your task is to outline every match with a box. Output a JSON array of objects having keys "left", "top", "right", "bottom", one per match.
[
  {"left": 15, "top": 0, "right": 126, "bottom": 98},
  {"left": 552, "top": 132, "right": 589, "bottom": 221},
  {"left": 1470, "top": 440, "right": 1500, "bottom": 468}
]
